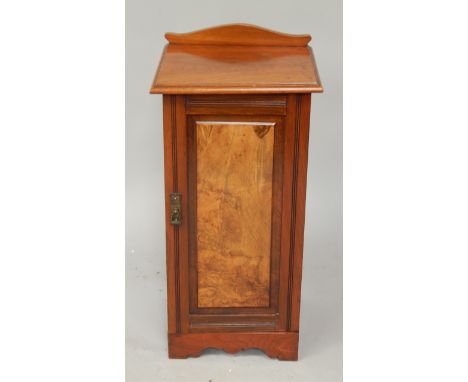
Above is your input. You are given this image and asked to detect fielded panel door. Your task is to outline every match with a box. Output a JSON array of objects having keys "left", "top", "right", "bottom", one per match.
[{"left": 163, "top": 94, "right": 309, "bottom": 334}]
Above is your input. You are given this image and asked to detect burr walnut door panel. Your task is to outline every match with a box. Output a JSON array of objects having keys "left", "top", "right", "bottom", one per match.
[
  {"left": 195, "top": 120, "right": 274, "bottom": 308},
  {"left": 186, "top": 112, "right": 290, "bottom": 333}
]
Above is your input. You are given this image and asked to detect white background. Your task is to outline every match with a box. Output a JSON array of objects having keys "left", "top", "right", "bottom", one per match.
[{"left": 1, "top": 0, "right": 467, "bottom": 381}]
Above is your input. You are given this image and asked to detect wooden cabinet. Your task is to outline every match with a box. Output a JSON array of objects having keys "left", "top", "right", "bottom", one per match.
[{"left": 150, "top": 24, "right": 322, "bottom": 360}]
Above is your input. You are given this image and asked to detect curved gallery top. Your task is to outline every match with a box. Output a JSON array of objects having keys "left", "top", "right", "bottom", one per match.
[{"left": 150, "top": 24, "right": 323, "bottom": 95}]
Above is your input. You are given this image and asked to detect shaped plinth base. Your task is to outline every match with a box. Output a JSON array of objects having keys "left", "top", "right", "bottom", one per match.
[{"left": 168, "top": 332, "right": 299, "bottom": 361}]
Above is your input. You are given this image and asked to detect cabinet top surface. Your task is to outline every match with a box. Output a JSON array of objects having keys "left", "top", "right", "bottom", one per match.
[{"left": 150, "top": 24, "right": 323, "bottom": 95}]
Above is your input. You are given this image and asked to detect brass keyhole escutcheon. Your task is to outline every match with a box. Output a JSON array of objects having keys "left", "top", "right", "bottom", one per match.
[{"left": 170, "top": 192, "right": 182, "bottom": 225}]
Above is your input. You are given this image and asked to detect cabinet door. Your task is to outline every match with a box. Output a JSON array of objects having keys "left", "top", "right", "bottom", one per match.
[{"left": 163, "top": 95, "right": 308, "bottom": 334}]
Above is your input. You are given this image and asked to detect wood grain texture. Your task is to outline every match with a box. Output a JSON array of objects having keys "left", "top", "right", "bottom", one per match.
[
  {"left": 174, "top": 96, "right": 191, "bottom": 333},
  {"left": 165, "top": 23, "right": 311, "bottom": 47},
  {"left": 150, "top": 44, "right": 323, "bottom": 94},
  {"left": 169, "top": 332, "right": 299, "bottom": 360},
  {"left": 196, "top": 121, "right": 275, "bottom": 308},
  {"left": 289, "top": 94, "right": 311, "bottom": 331},
  {"left": 185, "top": 94, "right": 287, "bottom": 115},
  {"left": 188, "top": 313, "right": 278, "bottom": 333}
]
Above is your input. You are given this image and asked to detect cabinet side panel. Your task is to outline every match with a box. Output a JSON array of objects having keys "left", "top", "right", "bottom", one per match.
[
  {"left": 289, "top": 94, "right": 311, "bottom": 331},
  {"left": 277, "top": 95, "right": 297, "bottom": 330}
]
